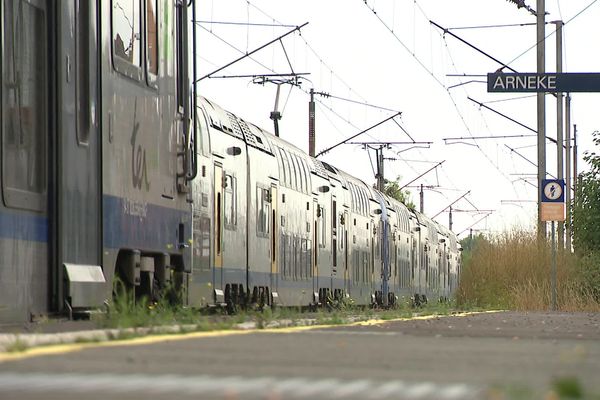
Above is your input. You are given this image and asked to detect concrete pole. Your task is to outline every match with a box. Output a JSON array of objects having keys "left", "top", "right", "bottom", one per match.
[
  {"left": 537, "top": 0, "right": 547, "bottom": 238},
  {"left": 565, "top": 94, "right": 572, "bottom": 251},
  {"left": 420, "top": 184, "right": 424, "bottom": 213},
  {"left": 449, "top": 206, "right": 453, "bottom": 232},
  {"left": 551, "top": 221, "right": 557, "bottom": 310},
  {"left": 573, "top": 124, "right": 578, "bottom": 199},
  {"left": 555, "top": 21, "right": 564, "bottom": 249},
  {"left": 308, "top": 88, "right": 316, "bottom": 157},
  {"left": 376, "top": 147, "right": 385, "bottom": 192}
]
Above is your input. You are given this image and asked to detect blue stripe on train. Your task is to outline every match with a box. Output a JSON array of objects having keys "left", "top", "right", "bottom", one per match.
[
  {"left": 102, "top": 195, "right": 191, "bottom": 251},
  {"left": 0, "top": 209, "right": 47, "bottom": 242},
  {"left": 0, "top": 196, "right": 190, "bottom": 250}
]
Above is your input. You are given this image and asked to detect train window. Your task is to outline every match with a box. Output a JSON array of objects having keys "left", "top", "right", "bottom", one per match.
[
  {"left": 224, "top": 174, "right": 236, "bottom": 230},
  {"left": 306, "top": 239, "right": 313, "bottom": 278},
  {"left": 280, "top": 233, "right": 287, "bottom": 279},
  {"left": 193, "top": 215, "right": 211, "bottom": 271},
  {"left": 75, "top": 0, "right": 92, "bottom": 146},
  {"left": 275, "top": 148, "right": 285, "bottom": 185},
  {"left": 299, "top": 237, "right": 306, "bottom": 280},
  {"left": 146, "top": 0, "right": 158, "bottom": 78},
  {"left": 256, "top": 186, "right": 271, "bottom": 237},
  {"left": 318, "top": 206, "right": 326, "bottom": 248},
  {"left": 197, "top": 109, "right": 211, "bottom": 156},
  {"left": 358, "top": 189, "right": 365, "bottom": 214},
  {"left": 112, "top": 0, "right": 142, "bottom": 80},
  {"left": 301, "top": 157, "right": 309, "bottom": 193},
  {"left": 279, "top": 148, "right": 291, "bottom": 187},
  {"left": 175, "top": 1, "right": 185, "bottom": 112},
  {"left": 300, "top": 158, "right": 310, "bottom": 194},
  {"left": 290, "top": 154, "right": 299, "bottom": 192},
  {"left": 320, "top": 207, "right": 327, "bottom": 247},
  {"left": 287, "top": 235, "right": 295, "bottom": 280},
  {"left": 331, "top": 201, "right": 337, "bottom": 235},
  {"left": 293, "top": 154, "right": 305, "bottom": 193},
  {"left": 288, "top": 151, "right": 298, "bottom": 191},
  {"left": 339, "top": 218, "right": 344, "bottom": 250},
  {"left": 280, "top": 233, "right": 286, "bottom": 279},
  {"left": 297, "top": 156, "right": 306, "bottom": 193},
  {"left": 363, "top": 252, "right": 369, "bottom": 283},
  {"left": 2, "top": 0, "right": 47, "bottom": 211}
]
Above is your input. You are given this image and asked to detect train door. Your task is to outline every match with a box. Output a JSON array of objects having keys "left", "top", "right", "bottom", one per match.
[
  {"left": 331, "top": 197, "right": 337, "bottom": 282},
  {"left": 54, "top": 1, "right": 102, "bottom": 311},
  {"left": 1, "top": 0, "right": 53, "bottom": 320},
  {"left": 341, "top": 209, "right": 348, "bottom": 295},
  {"left": 270, "top": 184, "right": 278, "bottom": 301},
  {"left": 367, "top": 220, "right": 377, "bottom": 293},
  {"left": 312, "top": 198, "right": 319, "bottom": 304},
  {"left": 213, "top": 163, "right": 223, "bottom": 292},
  {"left": 393, "top": 230, "right": 398, "bottom": 291}
]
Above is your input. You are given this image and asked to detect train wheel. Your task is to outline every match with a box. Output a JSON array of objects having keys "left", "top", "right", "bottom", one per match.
[{"left": 412, "top": 294, "right": 420, "bottom": 308}]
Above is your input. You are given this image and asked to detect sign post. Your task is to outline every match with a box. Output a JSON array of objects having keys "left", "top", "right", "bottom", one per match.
[
  {"left": 487, "top": 73, "right": 600, "bottom": 93},
  {"left": 540, "top": 179, "right": 565, "bottom": 311}
]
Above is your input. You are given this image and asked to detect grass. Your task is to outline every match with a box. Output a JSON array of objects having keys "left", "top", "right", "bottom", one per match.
[
  {"left": 457, "top": 230, "right": 600, "bottom": 312},
  {"left": 97, "top": 286, "right": 467, "bottom": 333},
  {"left": 5, "top": 338, "right": 28, "bottom": 353},
  {"left": 489, "top": 377, "right": 600, "bottom": 400},
  {"left": 94, "top": 272, "right": 477, "bottom": 335}
]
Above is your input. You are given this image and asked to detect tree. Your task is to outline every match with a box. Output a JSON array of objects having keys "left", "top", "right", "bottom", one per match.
[
  {"left": 572, "top": 130, "right": 600, "bottom": 301},
  {"left": 383, "top": 176, "right": 416, "bottom": 211},
  {"left": 572, "top": 130, "right": 600, "bottom": 254}
]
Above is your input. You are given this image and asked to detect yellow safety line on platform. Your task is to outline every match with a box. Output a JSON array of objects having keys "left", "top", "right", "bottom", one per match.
[{"left": 0, "top": 310, "right": 504, "bottom": 363}]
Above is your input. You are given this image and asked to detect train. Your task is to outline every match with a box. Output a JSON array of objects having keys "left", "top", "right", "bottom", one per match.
[{"left": 0, "top": 0, "right": 461, "bottom": 324}]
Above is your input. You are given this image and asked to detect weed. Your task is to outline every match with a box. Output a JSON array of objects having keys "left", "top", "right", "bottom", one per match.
[
  {"left": 73, "top": 336, "right": 102, "bottom": 344},
  {"left": 488, "top": 384, "right": 534, "bottom": 400},
  {"left": 5, "top": 338, "right": 28, "bottom": 353},
  {"left": 552, "top": 377, "right": 584, "bottom": 399}
]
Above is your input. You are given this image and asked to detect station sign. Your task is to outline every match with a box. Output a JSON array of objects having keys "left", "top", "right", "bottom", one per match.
[
  {"left": 487, "top": 73, "right": 600, "bottom": 93},
  {"left": 540, "top": 179, "right": 565, "bottom": 222}
]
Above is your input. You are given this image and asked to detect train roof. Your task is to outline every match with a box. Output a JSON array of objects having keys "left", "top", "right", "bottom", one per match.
[{"left": 198, "top": 96, "right": 441, "bottom": 227}]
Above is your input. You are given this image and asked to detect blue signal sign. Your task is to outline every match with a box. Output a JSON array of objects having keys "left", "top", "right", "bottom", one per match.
[{"left": 541, "top": 179, "right": 565, "bottom": 203}]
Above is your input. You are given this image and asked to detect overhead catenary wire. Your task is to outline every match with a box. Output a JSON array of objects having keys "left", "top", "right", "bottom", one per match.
[
  {"left": 446, "top": 22, "right": 537, "bottom": 30},
  {"left": 362, "top": 2, "right": 485, "bottom": 207},
  {"left": 315, "top": 112, "right": 402, "bottom": 157},
  {"left": 379, "top": 8, "right": 517, "bottom": 188},
  {"left": 313, "top": 92, "right": 400, "bottom": 114},
  {"left": 430, "top": 20, "right": 518, "bottom": 73},
  {"left": 457, "top": 212, "right": 493, "bottom": 237},
  {"left": 241, "top": 0, "right": 418, "bottom": 164},
  {"left": 484, "top": 94, "right": 537, "bottom": 104},
  {"left": 239, "top": 1, "right": 446, "bottom": 182},
  {"left": 196, "top": 24, "right": 275, "bottom": 75},
  {"left": 196, "top": 22, "right": 308, "bottom": 82},
  {"left": 194, "top": 20, "right": 298, "bottom": 28},
  {"left": 204, "top": 1, "right": 484, "bottom": 216},
  {"left": 504, "top": 0, "right": 599, "bottom": 68}
]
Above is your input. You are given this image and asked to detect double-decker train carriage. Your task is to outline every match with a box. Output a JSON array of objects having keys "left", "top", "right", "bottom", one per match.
[
  {"left": 190, "top": 96, "right": 462, "bottom": 310},
  {"left": 0, "top": 0, "right": 195, "bottom": 323}
]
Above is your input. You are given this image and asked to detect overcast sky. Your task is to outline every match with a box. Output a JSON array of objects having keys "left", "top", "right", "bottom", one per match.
[{"left": 195, "top": 0, "right": 600, "bottom": 238}]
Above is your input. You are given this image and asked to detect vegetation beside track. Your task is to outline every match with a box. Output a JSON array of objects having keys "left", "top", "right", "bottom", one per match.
[
  {"left": 457, "top": 230, "right": 600, "bottom": 311},
  {"left": 458, "top": 132, "right": 600, "bottom": 312},
  {"left": 97, "top": 291, "right": 465, "bottom": 331}
]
